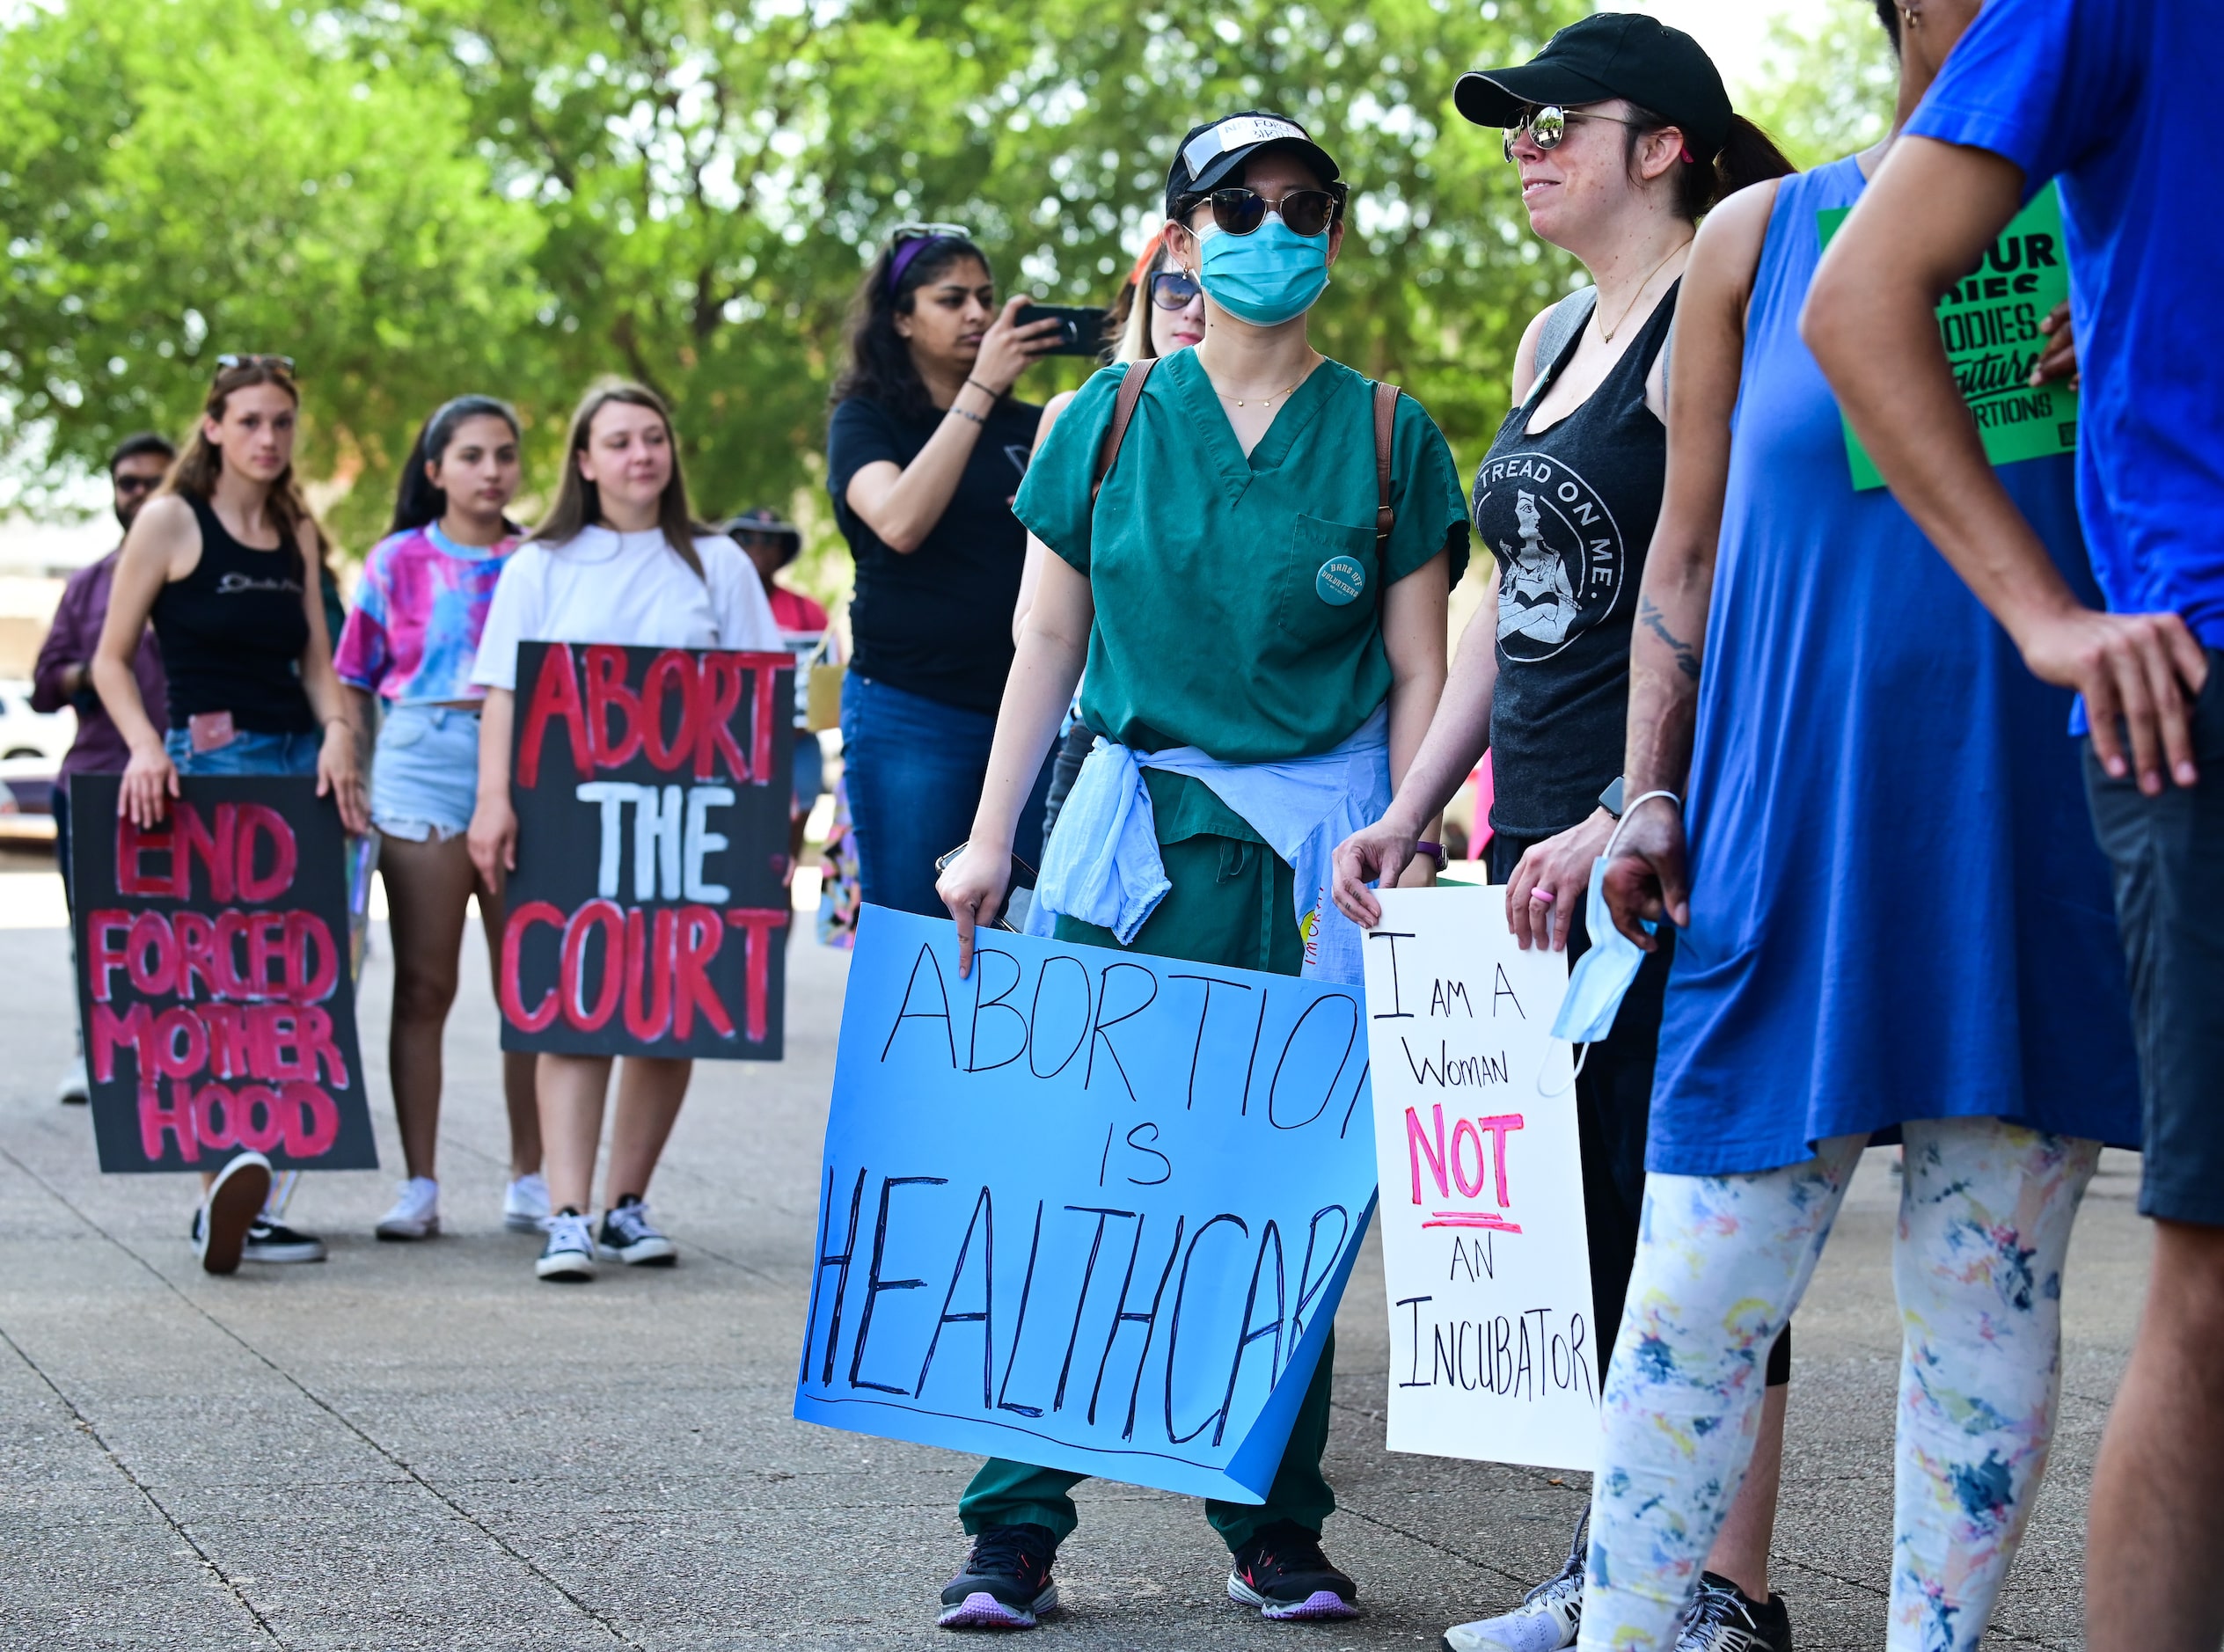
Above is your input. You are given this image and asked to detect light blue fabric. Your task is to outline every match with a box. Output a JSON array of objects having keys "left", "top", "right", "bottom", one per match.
[
  {"left": 1196, "top": 216, "right": 1331, "bottom": 326},
  {"left": 1553, "top": 855, "right": 1656, "bottom": 1043},
  {"left": 1031, "top": 706, "right": 1389, "bottom": 984}
]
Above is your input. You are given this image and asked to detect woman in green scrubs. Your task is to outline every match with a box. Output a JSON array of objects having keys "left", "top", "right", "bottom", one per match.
[{"left": 933, "top": 111, "right": 1470, "bottom": 1632}]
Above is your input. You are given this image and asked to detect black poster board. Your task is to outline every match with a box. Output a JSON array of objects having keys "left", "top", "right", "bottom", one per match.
[
  {"left": 499, "top": 642, "right": 792, "bottom": 1060},
  {"left": 70, "top": 774, "right": 377, "bottom": 1173}
]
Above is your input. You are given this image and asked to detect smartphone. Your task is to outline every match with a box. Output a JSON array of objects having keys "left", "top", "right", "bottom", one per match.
[
  {"left": 933, "top": 844, "right": 1039, "bottom": 932},
  {"left": 1014, "top": 303, "right": 1110, "bottom": 358}
]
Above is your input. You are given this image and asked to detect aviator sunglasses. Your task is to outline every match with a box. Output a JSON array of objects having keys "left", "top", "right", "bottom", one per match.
[
  {"left": 1501, "top": 104, "right": 1641, "bottom": 163},
  {"left": 1192, "top": 184, "right": 1346, "bottom": 239},
  {"left": 216, "top": 352, "right": 297, "bottom": 374}
]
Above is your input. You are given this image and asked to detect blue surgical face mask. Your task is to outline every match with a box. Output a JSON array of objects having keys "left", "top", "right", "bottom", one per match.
[
  {"left": 1196, "top": 215, "right": 1330, "bottom": 325},
  {"left": 1550, "top": 856, "right": 1659, "bottom": 1044}
]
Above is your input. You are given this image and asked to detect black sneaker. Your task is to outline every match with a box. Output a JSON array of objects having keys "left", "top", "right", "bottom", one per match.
[
  {"left": 192, "top": 1151, "right": 273, "bottom": 1276},
  {"left": 1675, "top": 1573, "right": 1793, "bottom": 1652},
  {"left": 241, "top": 1218, "right": 326, "bottom": 1264},
  {"left": 1226, "top": 1519, "right": 1358, "bottom": 1622},
  {"left": 938, "top": 1522, "right": 1059, "bottom": 1630},
  {"left": 597, "top": 1195, "right": 677, "bottom": 1266}
]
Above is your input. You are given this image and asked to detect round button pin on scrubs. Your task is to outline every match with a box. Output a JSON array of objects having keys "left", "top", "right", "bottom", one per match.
[{"left": 1315, "top": 555, "right": 1366, "bottom": 605}]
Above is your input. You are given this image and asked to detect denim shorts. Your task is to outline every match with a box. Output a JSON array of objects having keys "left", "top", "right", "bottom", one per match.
[
  {"left": 2084, "top": 648, "right": 2224, "bottom": 1227},
  {"left": 164, "top": 727, "right": 320, "bottom": 777},
  {"left": 369, "top": 703, "right": 482, "bottom": 841}
]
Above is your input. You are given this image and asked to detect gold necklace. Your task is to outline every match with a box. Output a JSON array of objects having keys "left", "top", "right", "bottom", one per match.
[
  {"left": 1598, "top": 239, "right": 1694, "bottom": 342},
  {"left": 1214, "top": 355, "right": 1318, "bottom": 408}
]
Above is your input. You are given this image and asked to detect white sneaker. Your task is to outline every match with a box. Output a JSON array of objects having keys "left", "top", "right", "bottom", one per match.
[
  {"left": 375, "top": 1177, "right": 441, "bottom": 1240},
  {"left": 537, "top": 1210, "right": 597, "bottom": 1282},
  {"left": 503, "top": 1172, "right": 551, "bottom": 1233},
  {"left": 1443, "top": 1512, "right": 1587, "bottom": 1652},
  {"left": 56, "top": 1056, "right": 89, "bottom": 1105}
]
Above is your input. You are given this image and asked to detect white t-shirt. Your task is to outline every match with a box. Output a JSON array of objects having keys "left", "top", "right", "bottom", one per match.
[{"left": 470, "top": 526, "right": 783, "bottom": 691}]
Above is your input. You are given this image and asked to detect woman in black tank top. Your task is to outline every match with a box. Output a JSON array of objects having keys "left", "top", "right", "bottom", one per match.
[
  {"left": 91, "top": 355, "right": 367, "bottom": 1276},
  {"left": 1328, "top": 20, "right": 1802, "bottom": 1647},
  {"left": 94, "top": 357, "right": 363, "bottom": 833}
]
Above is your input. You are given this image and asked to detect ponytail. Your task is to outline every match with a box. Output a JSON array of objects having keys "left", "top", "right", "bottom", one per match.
[
  {"left": 1628, "top": 108, "right": 1796, "bottom": 221},
  {"left": 390, "top": 394, "right": 521, "bottom": 535}
]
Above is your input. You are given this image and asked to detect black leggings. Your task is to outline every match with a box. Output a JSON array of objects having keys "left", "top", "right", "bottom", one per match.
[{"left": 1490, "top": 830, "right": 1790, "bottom": 1387}]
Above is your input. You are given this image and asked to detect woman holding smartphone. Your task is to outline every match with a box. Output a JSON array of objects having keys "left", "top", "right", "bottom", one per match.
[
  {"left": 826, "top": 227, "right": 1064, "bottom": 918},
  {"left": 94, "top": 353, "right": 367, "bottom": 1276},
  {"left": 468, "top": 380, "right": 781, "bottom": 1283}
]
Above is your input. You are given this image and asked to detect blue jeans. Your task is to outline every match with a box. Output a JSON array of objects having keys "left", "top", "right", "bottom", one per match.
[
  {"left": 838, "top": 674, "right": 1053, "bottom": 919},
  {"left": 164, "top": 727, "right": 321, "bottom": 777}
]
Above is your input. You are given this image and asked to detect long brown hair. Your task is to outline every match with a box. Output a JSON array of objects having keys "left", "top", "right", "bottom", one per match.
[
  {"left": 532, "top": 378, "right": 706, "bottom": 578},
  {"left": 161, "top": 359, "right": 325, "bottom": 559}
]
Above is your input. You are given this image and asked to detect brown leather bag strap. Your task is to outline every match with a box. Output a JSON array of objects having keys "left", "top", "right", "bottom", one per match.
[
  {"left": 1091, "top": 356, "right": 1160, "bottom": 501},
  {"left": 1373, "top": 379, "right": 1402, "bottom": 549}
]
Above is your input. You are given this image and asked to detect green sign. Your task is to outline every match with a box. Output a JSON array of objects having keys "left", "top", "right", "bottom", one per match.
[{"left": 1818, "top": 181, "right": 2079, "bottom": 491}]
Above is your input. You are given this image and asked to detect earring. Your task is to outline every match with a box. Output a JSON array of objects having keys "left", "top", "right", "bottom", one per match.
[{"left": 1901, "top": 3, "right": 1921, "bottom": 26}]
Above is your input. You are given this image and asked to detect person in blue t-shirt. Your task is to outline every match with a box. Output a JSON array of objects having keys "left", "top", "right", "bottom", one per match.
[{"left": 1803, "top": 3, "right": 2224, "bottom": 1647}]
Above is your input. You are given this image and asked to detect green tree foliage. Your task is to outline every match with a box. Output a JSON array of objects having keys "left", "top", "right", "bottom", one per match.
[
  {"left": 1738, "top": 0, "right": 1898, "bottom": 172},
  {"left": 4, "top": 0, "right": 1590, "bottom": 566}
]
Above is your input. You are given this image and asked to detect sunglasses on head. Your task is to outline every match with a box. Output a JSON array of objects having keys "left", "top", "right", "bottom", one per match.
[
  {"left": 216, "top": 352, "right": 297, "bottom": 374},
  {"left": 1501, "top": 104, "right": 1641, "bottom": 163},
  {"left": 1192, "top": 185, "right": 1345, "bottom": 239},
  {"left": 1149, "top": 270, "right": 1203, "bottom": 310}
]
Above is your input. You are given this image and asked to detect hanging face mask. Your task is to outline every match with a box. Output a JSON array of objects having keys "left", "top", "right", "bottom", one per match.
[
  {"left": 1196, "top": 216, "right": 1331, "bottom": 326},
  {"left": 1548, "top": 792, "right": 1679, "bottom": 1045}
]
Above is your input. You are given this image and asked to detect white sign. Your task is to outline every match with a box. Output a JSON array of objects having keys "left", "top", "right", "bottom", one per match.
[{"left": 1361, "top": 886, "right": 1598, "bottom": 1471}]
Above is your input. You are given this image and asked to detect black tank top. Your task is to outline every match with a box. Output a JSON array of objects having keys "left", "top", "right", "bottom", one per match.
[
  {"left": 151, "top": 493, "right": 316, "bottom": 733},
  {"left": 1477, "top": 282, "right": 1679, "bottom": 838}
]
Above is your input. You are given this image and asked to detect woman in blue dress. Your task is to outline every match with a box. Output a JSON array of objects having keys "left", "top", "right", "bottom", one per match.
[{"left": 1591, "top": 2, "right": 2140, "bottom": 1648}]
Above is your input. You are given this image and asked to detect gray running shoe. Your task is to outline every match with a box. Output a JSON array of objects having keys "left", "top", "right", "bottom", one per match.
[{"left": 1442, "top": 1511, "right": 1587, "bottom": 1652}]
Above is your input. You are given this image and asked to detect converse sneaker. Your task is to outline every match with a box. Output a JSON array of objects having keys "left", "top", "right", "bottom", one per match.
[
  {"left": 1443, "top": 1511, "right": 1587, "bottom": 1652},
  {"left": 55, "top": 1055, "right": 89, "bottom": 1105},
  {"left": 243, "top": 1218, "right": 326, "bottom": 1263},
  {"left": 597, "top": 1195, "right": 677, "bottom": 1266},
  {"left": 503, "top": 1172, "right": 552, "bottom": 1233},
  {"left": 537, "top": 1208, "right": 597, "bottom": 1282},
  {"left": 938, "top": 1522, "right": 1059, "bottom": 1630},
  {"left": 1226, "top": 1519, "right": 1358, "bottom": 1621},
  {"left": 375, "top": 1177, "right": 441, "bottom": 1240},
  {"left": 1675, "top": 1574, "right": 1792, "bottom": 1652},
  {"left": 193, "top": 1151, "right": 272, "bottom": 1276}
]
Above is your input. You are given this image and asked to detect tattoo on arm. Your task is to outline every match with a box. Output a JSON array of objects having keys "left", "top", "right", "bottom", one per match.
[{"left": 1638, "top": 596, "right": 1701, "bottom": 681}]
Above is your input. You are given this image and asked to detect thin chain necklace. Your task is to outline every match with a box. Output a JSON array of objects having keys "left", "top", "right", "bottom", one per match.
[
  {"left": 1598, "top": 238, "right": 1694, "bottom": 342},
  {"left": 1213, "top": 353, "right": 1319, "bottom": 408}
]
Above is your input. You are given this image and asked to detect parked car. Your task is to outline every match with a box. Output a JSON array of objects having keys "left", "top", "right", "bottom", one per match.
[{"left": 0, "top": 679, "right": 72, "bottom": 764}]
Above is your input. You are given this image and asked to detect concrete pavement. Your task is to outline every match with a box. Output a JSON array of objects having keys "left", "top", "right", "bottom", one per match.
[{"left": 0, "top": 849, "right": 2138, "bottom": 1648}]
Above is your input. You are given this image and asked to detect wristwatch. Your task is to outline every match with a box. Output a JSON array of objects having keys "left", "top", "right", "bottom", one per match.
[
  {"left": 1598, "top": 777, "right": 1627, "bottom": 818},
  {"left": 1414, "top": 839, "right": 1448, "bottom": 869}
]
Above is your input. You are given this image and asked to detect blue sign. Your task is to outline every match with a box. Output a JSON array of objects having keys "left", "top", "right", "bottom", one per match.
[{"left": 794, "top": 906, "right": 1379, "bottom": 1502}]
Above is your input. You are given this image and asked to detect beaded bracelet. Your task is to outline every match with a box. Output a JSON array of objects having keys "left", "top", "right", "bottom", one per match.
[{"left": 949, "top": 404, "right": 985, "bottom": 426}]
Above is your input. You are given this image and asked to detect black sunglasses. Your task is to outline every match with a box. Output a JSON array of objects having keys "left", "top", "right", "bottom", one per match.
[
  {"left": 216, "top": 352, "right": 297, "bottom": 375},
  {"left": 1149, "top": 270, "right": 1202, "bottom": 311},
  {"left": 112, "top": 472, "right": 163, "bottom": 493},
  {"left": 1196, "top": 185, "right": 1345, "bottom": 239}
]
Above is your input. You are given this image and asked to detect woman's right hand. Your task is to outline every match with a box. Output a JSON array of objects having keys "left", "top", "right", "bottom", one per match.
[
  {"left": 1331, "top": 813, "right": 1423, "bottom": 928},
  {"left": 1599, "top": 794, "right": 1688, "bottom": 948},
  {"left": 937, "top": 838, "right": 1014, "bottom": 980},
  {"left": 119, "top": 742, "right": 178, "bottom": 829},
  {"left": 469, "top": 794, "right": 517, "bottom": 890},
  {"left": 969, "top": 296, "right": 1063, "bottom": 397}
]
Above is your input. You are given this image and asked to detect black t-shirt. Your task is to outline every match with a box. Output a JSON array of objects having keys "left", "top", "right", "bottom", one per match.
[
  {"left": 826, "top": 393, "right": 1042, "bottom": 714},
  {"left": 1479, "top": 285, "right": 1679, "bottom": 837}
]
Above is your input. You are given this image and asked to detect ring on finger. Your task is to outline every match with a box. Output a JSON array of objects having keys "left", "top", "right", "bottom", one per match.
[{"left": 1529, "top": 888, "right": 1555, "bottom": 904}]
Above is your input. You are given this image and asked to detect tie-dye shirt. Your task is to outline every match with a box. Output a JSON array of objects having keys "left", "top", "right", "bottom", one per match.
[{"left": 336, "top": 523, "right": 518, "bottom": 703}]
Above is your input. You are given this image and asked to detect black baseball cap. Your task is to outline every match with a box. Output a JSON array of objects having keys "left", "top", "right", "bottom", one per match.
[
  {"left": 1165, "top": 112, "right": 1342, "bottom": 220},
  {"left": 1454, "top": 12, "right": 1732, "bottom": 161}
]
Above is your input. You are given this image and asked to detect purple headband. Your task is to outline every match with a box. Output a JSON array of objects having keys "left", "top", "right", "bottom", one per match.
[{"left": 886, "top": 233, "right": 958, "bottom": 296}]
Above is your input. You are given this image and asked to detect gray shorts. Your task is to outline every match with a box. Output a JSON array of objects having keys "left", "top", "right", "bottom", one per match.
[{"left": 2084, "top": 648, "right": 2224, "bottom": 1226}]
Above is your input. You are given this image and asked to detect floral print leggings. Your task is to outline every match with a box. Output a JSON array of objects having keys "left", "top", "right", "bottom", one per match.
[{"left": 1577, "top": 1118, "right": 2099, "bottom": 1652}]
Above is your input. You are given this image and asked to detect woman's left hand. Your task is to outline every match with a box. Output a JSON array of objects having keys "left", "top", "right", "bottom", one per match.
[
  {"left": 1503, "top": 808, "right": 1615, "bottom": 952},
  {"left": 318, "top": 720, "right": 369, "bottom": 835},
  {"left": 2030, "top": 299, "right": 2078, "bottom": 391}
]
